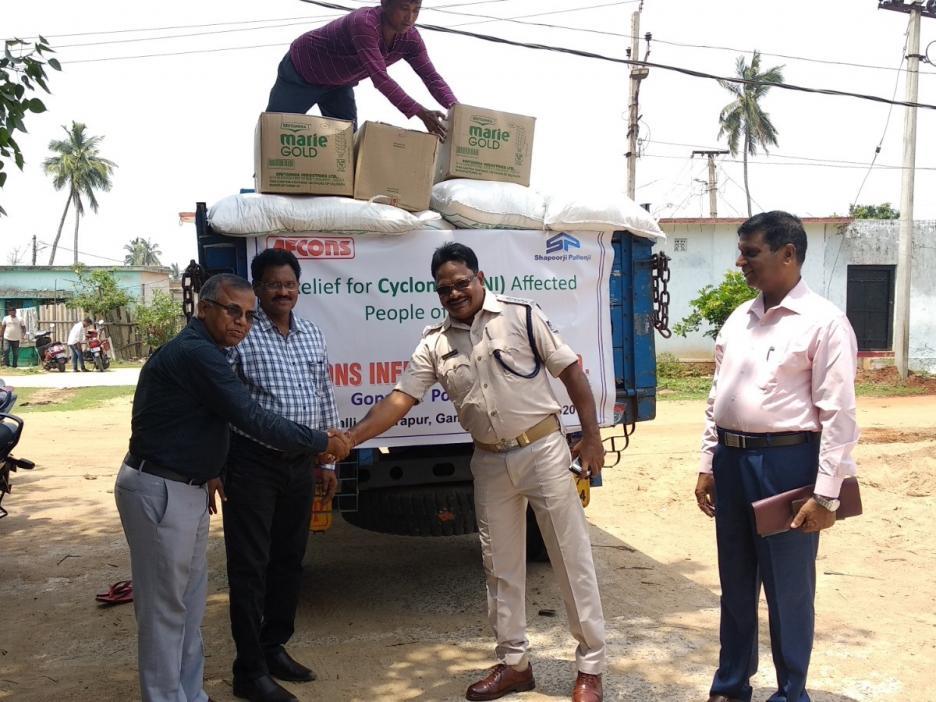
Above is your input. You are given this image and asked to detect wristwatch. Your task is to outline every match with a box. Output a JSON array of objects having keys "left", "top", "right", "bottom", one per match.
[{"left": 813, "top": 493, "right": 841, "bottom": 512}]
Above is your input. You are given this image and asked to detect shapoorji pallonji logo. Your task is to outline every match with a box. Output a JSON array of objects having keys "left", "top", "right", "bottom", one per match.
[
  {"left": 468, "top": 115, "right": 510, "bottom": 150},
  {"left": 546, "top": 233, "right": 581, "bottom": 254},
  {"left": 279, "top": 119, "right": 328, "bottom": 158},
  {"left": 267, "top": 236, "right": 354, "bottom": 259}
]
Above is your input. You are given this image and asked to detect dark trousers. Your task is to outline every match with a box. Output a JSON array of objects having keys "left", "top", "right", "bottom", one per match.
[
  {"left": 266, "top": 53, "right": 358, "bottom": 129},
  {"left": 710, "top": 438, "right": 821, "bottom": 702},
  {"left": 2, "top": 339, "right": 19, "bottom": 367},
  {"left": 223, "top": 435, "right": 316, "bottom": 680},
  {"left": 70, "top": 344, "right": 87, "bottom": 371}
]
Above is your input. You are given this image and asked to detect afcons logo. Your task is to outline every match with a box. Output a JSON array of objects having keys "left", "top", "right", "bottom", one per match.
[
  {"left": 545, "top": 233, "right": 581, "bottom": 254},
  {"left": 268, "top": 236, "right": 354, "bottom": 259}
]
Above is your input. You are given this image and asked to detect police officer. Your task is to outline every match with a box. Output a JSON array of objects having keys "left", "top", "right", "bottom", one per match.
[{"left": 349, "top": 242, "right": 607, "bottom": 702}]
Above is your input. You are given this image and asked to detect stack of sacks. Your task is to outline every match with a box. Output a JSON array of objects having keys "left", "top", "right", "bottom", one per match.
[
  {"left": 208, "top": 193, "right": 451, "bottom": 237},
  {"left": 430, "top": 179, "right": 665, "bottom": 243}
]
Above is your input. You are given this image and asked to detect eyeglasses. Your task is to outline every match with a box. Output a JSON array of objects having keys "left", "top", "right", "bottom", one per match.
[
  {"left": 257, "top": 281, "right": 299, "bottom": 292},
  {"left": 201, "top": 298, "right": 258, "bottom": 323},
  {"left": 435, "top": 275, "right": 476, "bottom": 298}
]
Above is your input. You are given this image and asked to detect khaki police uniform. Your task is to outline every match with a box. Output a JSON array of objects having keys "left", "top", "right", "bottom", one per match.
[{"left": 395, "top": 292, "right": 606, "bottom": 674}]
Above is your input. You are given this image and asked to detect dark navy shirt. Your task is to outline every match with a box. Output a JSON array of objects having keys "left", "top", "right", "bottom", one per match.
[{"left": 129, "top": 318, "right": 328, "bottom": 482}]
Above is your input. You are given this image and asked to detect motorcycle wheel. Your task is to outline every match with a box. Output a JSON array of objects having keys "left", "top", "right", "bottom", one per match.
[
  {"left": 95, "top": 355, "right": 104, "bottom": 372},
  {"left": 57, "top": 359, "right": 67, "bottom": 373}
]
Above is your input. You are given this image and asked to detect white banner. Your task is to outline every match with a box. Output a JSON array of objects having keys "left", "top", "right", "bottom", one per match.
[{"left": 247, "top": 229, "right": 615, "bottom": 447}]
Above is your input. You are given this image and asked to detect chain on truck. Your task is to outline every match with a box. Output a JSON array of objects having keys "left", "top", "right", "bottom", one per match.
[{"left": 183, "top": 213, "right": 671, "bottom": 561}]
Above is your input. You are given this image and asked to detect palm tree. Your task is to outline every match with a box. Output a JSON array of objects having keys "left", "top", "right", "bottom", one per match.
[
  {"left": 168, "top": 262, "right": 181, "bottom": 280},
  {"left": 717, "top": 51, "right": 784, "bottom": 216},
  {"left": 123, "top": 237, "right": 163, "bottom": 266},
  {"left": 43, "top": 122, "right": 117, "bottom": 265}
]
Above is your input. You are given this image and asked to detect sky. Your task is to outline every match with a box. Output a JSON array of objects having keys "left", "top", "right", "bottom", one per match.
[{"left": 1, "top": 0, "right": 934, "bottom": 274}]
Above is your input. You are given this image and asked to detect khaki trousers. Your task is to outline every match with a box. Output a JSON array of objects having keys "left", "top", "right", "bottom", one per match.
[{"left": 470, "top": 430, "right": 606, "bottom": 674}]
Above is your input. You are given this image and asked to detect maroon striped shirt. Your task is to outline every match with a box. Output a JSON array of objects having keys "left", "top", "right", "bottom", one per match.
[{"left": 290, "top": 7, "right": 457, "bottom": 119}]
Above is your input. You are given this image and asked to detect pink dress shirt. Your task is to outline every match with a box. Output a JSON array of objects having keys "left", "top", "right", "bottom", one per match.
[
  {"left": 290, "top": 7, "right": 458, "bottom": 119},
  {"left": 699, "top": 279, "right": 859, "bottom": 498}
]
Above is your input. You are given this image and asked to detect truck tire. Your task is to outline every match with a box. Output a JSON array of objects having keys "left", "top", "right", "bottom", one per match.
[{"left": 342, "top": 483, "right": 477, "bottom": 537}]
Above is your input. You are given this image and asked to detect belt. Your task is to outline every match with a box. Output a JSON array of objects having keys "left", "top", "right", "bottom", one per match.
[
  {"left": 717, "top": 429, "right": 818, "bottom": 450},
  {"left": 124, "top": 452, "right": 207, "bottom": 487},
  {"left": 474, "top": 415, "right": 561, "bottom": 453}
]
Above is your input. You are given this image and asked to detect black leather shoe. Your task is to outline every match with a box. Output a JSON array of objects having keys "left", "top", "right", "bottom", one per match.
[
  {"left": 265, "top": 648, "right": 317, "bottom": 683},
  {"left": 232, "top": 674, "right": 298, "bottom": 702}
]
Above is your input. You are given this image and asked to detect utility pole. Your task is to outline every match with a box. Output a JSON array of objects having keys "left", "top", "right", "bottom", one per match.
[
  {"left": 625, "top": 2, "right": 649, "bottom": 200},
  {"left": 692, "top": 150, "right": 729, "bottom": 217},
  {"left": 880, "top": 0, "right": 935, "bottom": 379},
  {"left": 31, "top": 234, "right": 37, "bottom": 265}
]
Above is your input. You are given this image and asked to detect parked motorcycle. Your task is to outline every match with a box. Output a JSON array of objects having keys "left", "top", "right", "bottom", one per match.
[
  {"left": 82, "top": 324, "right": 111, "bottom": 372},
  {"left": 0, "top": 379, "right": 35, "bottom": 519},
  {"left": 34, "top": 330, "right": 69, "bottom": 373}
]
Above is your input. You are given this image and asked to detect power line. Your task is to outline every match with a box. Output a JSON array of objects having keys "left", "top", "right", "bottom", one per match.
[
  {"left": 645, "top": 138, "right": 926, "bottom": 169},
  {"left": 850, "top": 30, "right": 909, "bottom": 209},
  {"left": 53, "top": 15, "right": 341, "bottom": 49},
  {"left": 641, "top": 152, "right": 936, "bottom": 171}
]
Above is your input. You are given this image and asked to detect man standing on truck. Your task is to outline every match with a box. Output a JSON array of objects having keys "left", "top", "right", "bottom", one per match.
[
  {"left": 266, "top": 0, "right": 457, "bottom": 136},
  {"left": 694, "top": 212, "right": 859, "bottom": 702},
  {"left": 116, "top": 273, "right": 352, "bottom": 702},
  {"left": 347, "top": 243, "right": 607, "bottom": 702},
  {"left": 220, "top": 249, "right": 341, "bottom": 702}
]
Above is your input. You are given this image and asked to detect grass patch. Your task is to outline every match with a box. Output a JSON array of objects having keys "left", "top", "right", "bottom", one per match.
[
  {"left": 658, "top": 376, "right": 712, "bottom": 401},
  {"left": 855, "top": 382, "right": 929, "bottom": 398},
  {"left": 12, "top": 386, "right": 135, "bottom": 413}
]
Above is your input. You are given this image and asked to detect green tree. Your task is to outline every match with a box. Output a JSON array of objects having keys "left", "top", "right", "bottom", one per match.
[
  {"left": 66, "top": 266, "right": 131, "bottom": 320},
  {"left": 42, "top": 122, "right": 117, "bottom": 265},
  {"left": 123, "top": 237, "right": 163, "bottom": 266},
  {"left": 717, "top": 51, "right": 784, "bottom": 216},
  {"left": 849, "top": 203, "right": 899, "bottom": 220},
  {"left": 673, "top": 271, "right": 758, "bottom": 340},
  {"left": 0, "top": 37, "right": 61, "bottom": 216},
  {"left": 134, "top": 290, "right": 183, "bottom": 353},
  {"left": 168, "top": 263, "right": 181, "bottom": 281}
]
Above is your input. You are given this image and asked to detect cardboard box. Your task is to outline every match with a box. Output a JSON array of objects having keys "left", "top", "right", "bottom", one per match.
[
  {"left": 435, "top": 104, "right": 536, "bottom": 187},
  {"left": 353, "top": 121, "right": 439, "bottom": 212},
  {"left": 254, "top": 112, "right": 354, "bottom": 196}
]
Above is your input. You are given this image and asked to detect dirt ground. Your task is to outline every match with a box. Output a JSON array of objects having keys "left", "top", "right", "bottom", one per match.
[{"left": 1, "top": 394, "right": 934, "bottom": 701}]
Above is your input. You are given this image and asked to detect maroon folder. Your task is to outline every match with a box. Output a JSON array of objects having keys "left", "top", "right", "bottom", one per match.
[{"left": 752, "top": 477, "right": 862, "bottom": 537}]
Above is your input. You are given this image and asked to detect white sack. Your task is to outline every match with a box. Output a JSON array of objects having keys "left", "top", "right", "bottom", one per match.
[
  {"left": 208, "top": 193, "right": 439, "bottom": 236},
  {"left": 545, "top": 192, "right": 665, "bottom": 243},
  {"left": 431, "top": 179, "right": 545, "bottom": 230}
]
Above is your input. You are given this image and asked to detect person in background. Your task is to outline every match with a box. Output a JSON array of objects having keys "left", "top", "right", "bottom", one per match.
[
  {"left": 1, "top": 307, "right": 27, "bottom": 368},
  {"left": 222, "top": 249, "right": 341, "bottom": 702},
  {"left": 115, "top": 273, "right": 352, "bottom": 702},
  {"left": 266, "top": 0, "right": 457, "bottom": 137},
  {"left": 67, "top": 317, "right": 92, "bottom": 372},
  {"left": 694, "top": 211, "right": 859, "bottom": 702}
]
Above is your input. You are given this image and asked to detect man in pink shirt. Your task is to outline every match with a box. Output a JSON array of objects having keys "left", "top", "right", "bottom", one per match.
[
  {"left": 266, "top": 1, "right": 457, "bottom": 137},
  {"left": 694, "top": 211, "right": 859, "bottom": 702}
]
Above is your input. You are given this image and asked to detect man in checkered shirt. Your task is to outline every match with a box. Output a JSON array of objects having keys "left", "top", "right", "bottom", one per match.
[{"left": 220, "top": 248, "right": 341, "bottom": 702}]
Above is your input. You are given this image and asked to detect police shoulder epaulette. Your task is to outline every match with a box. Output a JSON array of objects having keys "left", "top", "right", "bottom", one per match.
[
  {"left": 421, "top": 321, "right": 445, "bottom": 337},
  {"left": 496, "top": 294, "right": 534, "bottom": 307}
]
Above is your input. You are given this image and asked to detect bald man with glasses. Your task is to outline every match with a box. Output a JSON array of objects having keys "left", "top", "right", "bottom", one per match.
[{"left": 115, "top": 273, "right": 352, "bottom": 702}]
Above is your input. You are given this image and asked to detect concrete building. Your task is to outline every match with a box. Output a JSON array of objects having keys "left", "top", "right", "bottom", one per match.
[
  {"left": 0, "top": 265, "right": 172, "bottom": 314},
  {"left": 656, "top": 217, "right": 936, "bottom": 373}
]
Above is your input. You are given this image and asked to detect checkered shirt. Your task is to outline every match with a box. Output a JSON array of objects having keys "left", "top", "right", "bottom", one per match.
[{"left": 228, "top": 307, "right": 339, "bottom": 466}]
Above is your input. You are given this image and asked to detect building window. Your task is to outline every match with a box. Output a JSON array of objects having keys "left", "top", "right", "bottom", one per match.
[
  {"left": 674, "top": 238, "right": 688, "bottom": 252},
  {"left": 846, "top": 265, "right": 895, "bottom": 351}
]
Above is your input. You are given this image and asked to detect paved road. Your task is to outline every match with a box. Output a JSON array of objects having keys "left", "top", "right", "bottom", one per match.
[{"left": 0, "top": 367, "right": 140, "bottom": 388}]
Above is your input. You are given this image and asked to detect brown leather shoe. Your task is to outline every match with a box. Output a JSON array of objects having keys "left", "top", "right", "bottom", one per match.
[
  {"left": 572, "top": 672, "right": 602, "bottom": 702},
  {"left": 466, "top": 663, "right": 535, "bottom": 701}
]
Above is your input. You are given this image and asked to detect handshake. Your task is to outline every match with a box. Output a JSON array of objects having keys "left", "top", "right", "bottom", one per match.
[{"left": 317, "top": 428, "right": 355, "bottom": 464}]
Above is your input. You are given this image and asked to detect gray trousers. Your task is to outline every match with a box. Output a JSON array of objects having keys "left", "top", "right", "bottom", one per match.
[
  {"left": 471, "top": 431, "right": 607, "bottom": 674},
  {"left": 115, "top": 463, "right": 210, "bottom": 702}
]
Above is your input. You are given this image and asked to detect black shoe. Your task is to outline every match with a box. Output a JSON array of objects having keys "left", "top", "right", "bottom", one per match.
[
  {"left": 265, "top": 648, "right": 316, "bottom": 683},
  {"left": 232, "top": 674, "right": 298, "bottom": 702}
]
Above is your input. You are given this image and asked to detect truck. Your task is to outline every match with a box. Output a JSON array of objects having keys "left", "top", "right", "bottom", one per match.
[{"left": 187, "top": 199, "right": 670, "bottom": 560}]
